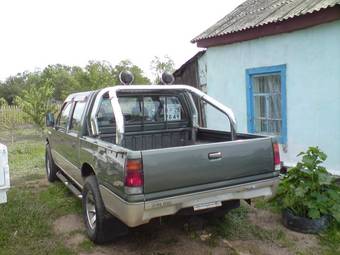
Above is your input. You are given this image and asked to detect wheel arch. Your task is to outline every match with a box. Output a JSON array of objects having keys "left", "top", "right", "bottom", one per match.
[{"left": 81, "top": 162, "right": 96, "bottom": 178}]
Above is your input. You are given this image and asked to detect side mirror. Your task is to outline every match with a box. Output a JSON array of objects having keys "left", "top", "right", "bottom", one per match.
[{"left": 46, "top": 112, "right": 55, "bottom": 127}]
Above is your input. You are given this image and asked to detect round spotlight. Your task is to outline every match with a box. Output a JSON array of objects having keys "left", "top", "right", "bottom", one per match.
[
  {"left": 161, "top": 72, "right": 175, "bottom": 85},
  {"left": 119, "top": 71, "right": 134, "bottom": 85}
]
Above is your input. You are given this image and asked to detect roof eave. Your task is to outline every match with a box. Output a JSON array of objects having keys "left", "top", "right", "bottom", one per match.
[{"left": 193, "top": 6, "right": 340, "bottom": 48}]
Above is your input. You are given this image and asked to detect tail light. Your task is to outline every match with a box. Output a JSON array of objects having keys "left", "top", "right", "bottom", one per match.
[
  {"left": 124, "top": 159, "right": 143, "bottom": 194},
  {"left": 273, "top": 143, "right": 281, "bottom": 171}
]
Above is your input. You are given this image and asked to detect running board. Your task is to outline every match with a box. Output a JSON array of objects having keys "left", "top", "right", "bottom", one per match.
[{"left": 56, "top": 171, "right": 82, "bottom": 199}]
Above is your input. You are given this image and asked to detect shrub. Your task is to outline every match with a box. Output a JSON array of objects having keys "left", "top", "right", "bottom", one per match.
[{"left": 276, "top": 147, "right": 340, "bottom": 222}]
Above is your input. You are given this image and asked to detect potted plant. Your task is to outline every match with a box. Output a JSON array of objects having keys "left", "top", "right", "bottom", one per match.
[{"left": 276, "top": 147, "right": 340, "bottom": 234}]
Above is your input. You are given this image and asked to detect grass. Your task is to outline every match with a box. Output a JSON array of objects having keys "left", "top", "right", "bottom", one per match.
[
  {"left": 0, "top": 129, "right": 81, "bottom": 255},
  {"left": 0, "top": 185, "right": 80, "bottom": 255},
  {"left": 209, "top": 205, "right": 292, "bottom": 248},
  {"left": 8, "top": 140, "right": 46, "bottom": 182}
]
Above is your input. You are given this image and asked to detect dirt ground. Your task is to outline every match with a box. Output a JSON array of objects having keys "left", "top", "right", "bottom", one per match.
[{"left": 52, "top": 204, "right": 320, "bottom": 255}]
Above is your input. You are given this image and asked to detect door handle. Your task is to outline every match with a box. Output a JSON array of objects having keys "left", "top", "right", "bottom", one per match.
[{"left": 208, "top": 152, "right": 222, "bottom": 160}]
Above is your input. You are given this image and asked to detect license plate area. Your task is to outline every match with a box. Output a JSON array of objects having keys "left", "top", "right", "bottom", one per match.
[{"left": 193, "top": 201, "right": 222, "bottom": 211}]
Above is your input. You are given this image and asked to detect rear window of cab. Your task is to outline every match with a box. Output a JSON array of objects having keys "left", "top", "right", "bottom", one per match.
[{"left": 97, "top": 95, "right": 187, "bottom": 128}]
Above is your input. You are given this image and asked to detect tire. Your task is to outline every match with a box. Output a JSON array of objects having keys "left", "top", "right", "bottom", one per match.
[
  {"left": 45, "top": 144, "right": 58, "bottom": 182},
  {"left": 282, "top": 208, "right": 330, "bottom": 234},
  {"left": 82, "top": 175, "right": 128, "bottom": 244}
]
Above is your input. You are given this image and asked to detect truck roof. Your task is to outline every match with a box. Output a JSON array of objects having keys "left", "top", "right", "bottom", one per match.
[{"left": 64, "top": 91, "right": 94, "bottom": 103}]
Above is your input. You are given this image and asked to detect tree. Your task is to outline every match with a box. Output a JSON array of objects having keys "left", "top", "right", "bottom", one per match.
[
  {"left": 114, "top": 60, "right": 151, "bottom": 85},
  {"left": 0, "top": 72, "right": 29, "bottom": 104},
  {"left": 84, "top": 60, "right": 116, "bottom": 90},
  {"left": 41, "top": 64, "right": 82, "bottom": 101},
  {"left": 0, "top": 97, "right": 7, "bottom": 106},
  {"left": 150, "top": 55, "right": 175, "bottom": 84},
  {"left": 15, "top": 83, "right": 57, "bottom": 134}
]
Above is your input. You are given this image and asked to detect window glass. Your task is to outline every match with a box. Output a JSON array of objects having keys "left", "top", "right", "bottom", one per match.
[
  {"left": 70, "top": 101, "right": 86, "bottom": 132},
  {"left": 252, "top": 74, "right": 282, "bottom": 135},
  {"left": 118, "top": 96, "right": 186, "bottom": 124},
  {"left": 97, "top": 98, "right": 115, "bottom": 128},
  {"left": 119, "top": 97, "right": 143, "bottom": 123},
  {"left": 58, "top": 102, "right": 72, "bottom": 129},
  {"left": 143, "top": 96, "right": 165, "bottom": 122},
  {"left": 166, "top": 96, "right": 185, "bottom": 121}
]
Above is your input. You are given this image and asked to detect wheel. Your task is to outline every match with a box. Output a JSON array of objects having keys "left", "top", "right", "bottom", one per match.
[
  {"left": 82, "top": 175, "right": 128, "bottom": 244},
  {"left": 45, "top": 144, "right": 58, "bottom": 182}
]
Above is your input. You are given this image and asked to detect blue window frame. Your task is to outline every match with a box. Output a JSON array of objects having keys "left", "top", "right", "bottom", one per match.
[{"left": 246, "top": 64, "right": 287, "bottom": 144}]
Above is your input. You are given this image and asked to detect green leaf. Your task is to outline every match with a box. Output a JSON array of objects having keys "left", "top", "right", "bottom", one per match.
[
  {"left": 319, "top": 152, "right": 327, "bottom": 161},
  {"left": 297, "top": 151, "right": 305, "bottom": 157},
  {"left": 330, "top": 204, "right": 340, "bottom": 223},
  {"left": 308, "top": 208, "right": 320, "bottom": 219},
  {"left": 327, "top": 189, "right": 340, "bottom": 200},
  {"left": 318, "top": 173, "right": 333, "bottom": 185},
  {"left": 295, "top": 186, "right": 307, "bottom": 197}
]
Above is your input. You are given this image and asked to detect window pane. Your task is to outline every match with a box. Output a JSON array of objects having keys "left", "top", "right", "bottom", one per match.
[
  {"left": 253, "top": 74, "right": 281, "bottom": 93},
  {"left": 70, "top": 101, "right": 86, "bottom": 131},
  {"left": 166, "top": 96, "right": 186, "bottom": 121},
  {"left": 97, "top": 98, "right": 115, "bottom": 128},
  {"left": 143, "top": 96, "right": 165, "bottom": 122},
  {"left": 254, "top": 118, "right": 267, "bottom": 133},
  {"left": 253, "top": 95, "right": 266, "bottom": 118},
  {"left": 268, "top": 120, "right": 281, "bottom": 135},
  {"left": 59, "top": 103, "right": 72, "bottom": 129},
  {"left": 119, "top": 97, "right": 143, "bottom": 123},
  {"left": 268, "top": 94, "right": 281, "bottom": 119},
  {"left": 252, "top": 72, "right": 282, "bottom": 136}
]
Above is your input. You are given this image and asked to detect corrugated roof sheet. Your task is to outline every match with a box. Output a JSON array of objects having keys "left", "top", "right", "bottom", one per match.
[{"left": 192, "top": 0, "right": 340, "bottom": 42}]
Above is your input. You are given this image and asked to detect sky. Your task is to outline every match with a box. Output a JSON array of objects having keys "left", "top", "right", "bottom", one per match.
[{"left": 0, "top": 0, "right": 243, "bottom": 81}]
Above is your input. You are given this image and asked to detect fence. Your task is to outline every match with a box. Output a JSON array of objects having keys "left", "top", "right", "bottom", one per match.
[
  {"left": 0, "top": 105, "right": 62, "bottom": 129},
  {"left": 0, "top": 105, "right": 31, "bottom": 127}
]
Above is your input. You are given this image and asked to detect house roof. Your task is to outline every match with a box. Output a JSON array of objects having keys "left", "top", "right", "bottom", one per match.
[{"left": 192, "top": 0, "right": 340, "bottom": 43}]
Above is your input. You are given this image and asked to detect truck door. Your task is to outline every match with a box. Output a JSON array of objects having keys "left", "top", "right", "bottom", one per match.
[
  {"left": 64, "top": 99, "right": 88, "bottom": 185},
  {"left": 50, "top": 102, "right": 73, "bottom": 171}
]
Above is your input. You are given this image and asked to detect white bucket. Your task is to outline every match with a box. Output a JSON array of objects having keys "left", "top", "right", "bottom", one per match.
[{"left": 0, "top": 143, "right": 10, "bottom": 204}]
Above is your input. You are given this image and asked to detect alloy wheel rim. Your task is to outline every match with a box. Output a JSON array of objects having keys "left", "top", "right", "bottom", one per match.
[
  {"left": 46, "top": 156, "right": 51, "bottom": 176},
  {"left": 86, "top": 191, "right": 96, "bottom": 230}
]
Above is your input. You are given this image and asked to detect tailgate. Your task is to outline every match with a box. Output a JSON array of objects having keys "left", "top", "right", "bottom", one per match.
[{"left": 141, "top": 138, "right": 274, "bottom": 194}]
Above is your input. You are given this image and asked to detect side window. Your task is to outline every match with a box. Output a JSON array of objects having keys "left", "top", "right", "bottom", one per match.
[
  {"left": 56, "top": 102, "right": 72, "bottom": 130},
  {"left": 97, "top": 98, "right": 115, "bottom": 129},
  {"left": 246, "top": 65, "right": 287, "bottom": 144},
  {"left": 70, "top": 101, "right": 87, "bottom": 132}
]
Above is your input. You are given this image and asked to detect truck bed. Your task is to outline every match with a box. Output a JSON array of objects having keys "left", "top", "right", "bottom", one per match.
[
  {"left": 95, "top": 126, "right": 275, "bottom": 195},
  {"left": 98, "top": 125, "right": 264, "bottom": 151}
]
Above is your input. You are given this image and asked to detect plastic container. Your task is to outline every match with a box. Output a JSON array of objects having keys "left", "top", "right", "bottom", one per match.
[{"left": 0, "top": 143, "right": 10, "bottom": 204}]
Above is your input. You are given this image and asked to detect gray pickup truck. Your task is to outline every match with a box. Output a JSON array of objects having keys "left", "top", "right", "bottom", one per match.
[{"left": 45, "top": 82, "right": 280, "bottom": 243}]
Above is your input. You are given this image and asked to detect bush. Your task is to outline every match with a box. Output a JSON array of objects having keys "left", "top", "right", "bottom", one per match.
[{"left": 276, "top": 147, "right": 340, "bottom": 222}]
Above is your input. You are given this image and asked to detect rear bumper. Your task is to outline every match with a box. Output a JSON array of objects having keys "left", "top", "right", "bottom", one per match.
[{"left": 100, "top": 177, "right": 279, "bottom": 227}]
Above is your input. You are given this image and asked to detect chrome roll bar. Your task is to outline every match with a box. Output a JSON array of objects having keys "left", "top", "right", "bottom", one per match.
[{"left": 90, "top": 85, "right": 237, "bottom": 145}]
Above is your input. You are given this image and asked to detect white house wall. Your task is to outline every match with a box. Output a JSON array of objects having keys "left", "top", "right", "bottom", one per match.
[{"left": 206, "top": 20, "right": 340, "bottom": 174}]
